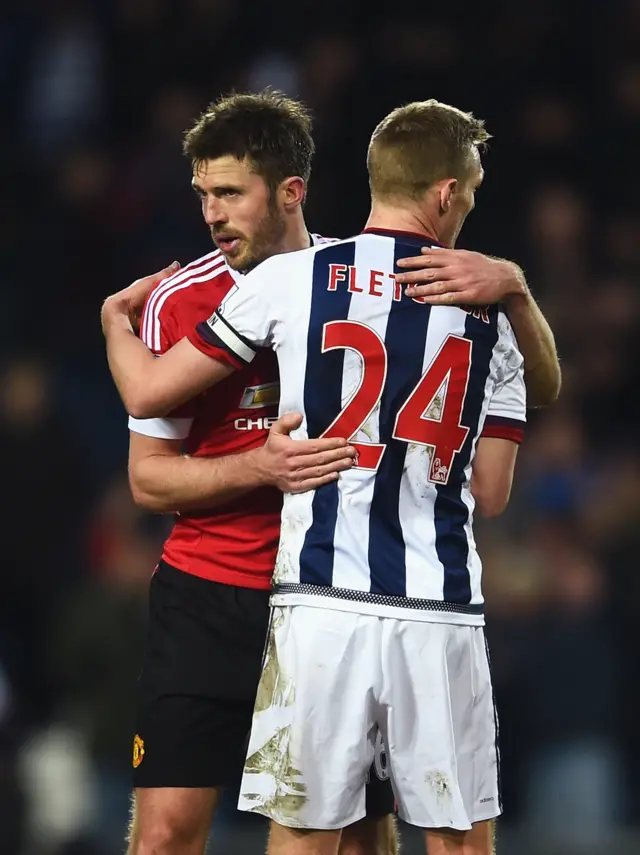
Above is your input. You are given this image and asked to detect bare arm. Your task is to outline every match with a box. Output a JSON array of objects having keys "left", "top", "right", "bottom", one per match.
[
  {"left": 502, "top": 282, "right": 561, "bottom": 409},
  {"left": 129, "top": 433, "right": 267, "bottom": 512},
  {"left": 394, "top": 249, "right": 561, "bottom": 407},
  {"left": 102, "top": 302, "right": 231, "bottom": 418},
  {"left": 471, "top": 437, "right": 519, "bottom": 518},
  {"left": 129, "top": 413, "right": 357, "bottom": 513}
]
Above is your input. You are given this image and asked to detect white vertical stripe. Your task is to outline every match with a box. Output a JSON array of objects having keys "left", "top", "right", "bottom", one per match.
[
  {"left": 400, "top": 307, "right": 467, "bottom": 601},
  {"left": 331, "top": 235, "right": 395, "bottom": 592},
  {"left": 273, "top": 251, "right": 317, "bottom": 586}
]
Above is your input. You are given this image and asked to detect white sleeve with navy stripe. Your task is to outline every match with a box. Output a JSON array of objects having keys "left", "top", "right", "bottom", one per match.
[{"left": 192, "top": 231, "right": 527, "bottom": 627}]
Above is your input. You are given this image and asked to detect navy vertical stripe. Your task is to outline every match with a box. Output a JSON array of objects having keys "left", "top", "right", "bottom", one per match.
[
  {"left": 298, "top": 241, "right": 357, "bottom": 587},
  {"left": 368, "top": 240, "right": 433, "bottom": 596},
  {"left": 436, "top": 308, "right": 500, "bottom": 604}
]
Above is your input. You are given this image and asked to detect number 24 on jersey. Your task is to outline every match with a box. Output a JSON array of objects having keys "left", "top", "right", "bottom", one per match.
[{"left": 320, "top": 320, "right": 472, "bottom": 484}]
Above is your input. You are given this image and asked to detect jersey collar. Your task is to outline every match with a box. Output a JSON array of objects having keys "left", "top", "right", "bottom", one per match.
[{"left": 361, "top": 227, "right": 443, "bottom": 248}]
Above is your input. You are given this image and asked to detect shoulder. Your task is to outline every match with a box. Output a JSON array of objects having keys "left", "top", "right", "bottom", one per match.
[
  {"left": 141, "top": 250, "right": 233, "bottom": 348},
  {"left": 144, "top": 250, "right": 226, "bottom": 318},
  {"left": 495, "top": 310, "right": 524, "bottom": 372},
  {"left": 233, "top": 237, "right": 359, "bottom": 300},
  {"left": 496, "top": 309, "right": 519, "bottom": 347},
  {"left": 253, "top": 236, "right": 356, "bottom": 276}
]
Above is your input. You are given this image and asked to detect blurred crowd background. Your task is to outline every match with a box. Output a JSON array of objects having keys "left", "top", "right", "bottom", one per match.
[{"left": 1, "top": 1, "right": 639, "bottom": 853}]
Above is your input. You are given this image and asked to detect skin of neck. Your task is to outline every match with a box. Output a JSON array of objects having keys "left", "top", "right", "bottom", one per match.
[
  {"left": 364, "top": 194, "right": 450, "bottom": 247},
  {"left": 279, "top": 208, "right": 313, "bottom": 255}
]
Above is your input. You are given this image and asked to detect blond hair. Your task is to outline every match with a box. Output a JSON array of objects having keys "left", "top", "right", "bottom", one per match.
[{"left": 367, "top": 99, "right": 490, "bottom": 201}]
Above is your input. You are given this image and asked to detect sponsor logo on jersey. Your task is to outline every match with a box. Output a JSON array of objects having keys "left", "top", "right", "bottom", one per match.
[
  {"left": 133, "top": 734, "right": 145, "bottom": 768},
  {"left": 235, "top": 416, "right": 279, "bottom": 431},
  {"left": 238, "top": 382, "right": 280, "bottom": 410}
]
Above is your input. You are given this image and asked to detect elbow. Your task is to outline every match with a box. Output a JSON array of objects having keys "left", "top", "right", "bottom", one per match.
[
  {"left": 473, "top": 486, "right": 511, "bottom": 519},
  {"left": 128, "top": 473, "right": 174, "bottom": 514},
  {"left": 127, "top": 394, "right": 162, "bottom": 421},
  {"left": 122, "top": 383, "right": 172, "bottom": 420},
  {"left": 475, "top": 498, "right": 508, "bottom": 519},
  {"left": 526, "top": 368, "right": 562, "bottom": 409}
]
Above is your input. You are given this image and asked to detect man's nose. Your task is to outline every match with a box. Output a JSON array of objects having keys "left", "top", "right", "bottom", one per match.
[{"left": 203, "top": 197, "right": 228, "bottom": 226}]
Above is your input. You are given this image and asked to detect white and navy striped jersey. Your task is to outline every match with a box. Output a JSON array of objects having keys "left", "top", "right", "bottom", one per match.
[{"left": 191, "top": 229, "right": 526, "bottom": 625}]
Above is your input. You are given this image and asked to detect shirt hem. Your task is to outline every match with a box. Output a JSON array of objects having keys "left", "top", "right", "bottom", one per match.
[{"left": 161, "top": 554, "right": 272, "bottom": 590}]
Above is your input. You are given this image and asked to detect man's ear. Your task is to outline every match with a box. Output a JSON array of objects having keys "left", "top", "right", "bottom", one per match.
[
  {"left": 438, "top": 178, "right": 458, "bottom": 214},
  {"left": 280, "top": 176, "right": 306, "bottom": 210}
]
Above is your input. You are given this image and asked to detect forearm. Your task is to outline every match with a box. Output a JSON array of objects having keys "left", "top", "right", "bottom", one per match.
[
  {"left": 130, "top": 446, "right": 270, "bottom": 513},
  {"left": 471, "top": 437, "right": 518, "bottom": 518},
  {"left": 504, "top": 278, "right": 561, "bottom": 408}
]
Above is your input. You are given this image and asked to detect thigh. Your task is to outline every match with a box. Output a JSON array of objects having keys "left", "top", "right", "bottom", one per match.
[
  {"left": 424, "top": 819, "right": 495, "bottom": 855},
  {"left": 129, "top": 786, "right": 219, "bottom": 853},
  {"left": 133, "top": 562, "right": 270, "bottom": 789},
  {"left": 341, "top": 814, "right": 398, "bottom": 855},
  {"left": 267, "top": 822, "right": 341, "bottom": 855},
  {"left": 380, "top": 621, "right": 500, "bottom": 831},
  {"left": 239, "top": 606, "right": 379, "bottom": 830}
]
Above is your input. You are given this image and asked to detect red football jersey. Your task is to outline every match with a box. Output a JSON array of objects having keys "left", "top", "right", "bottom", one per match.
[{"left": 131, "top": 249, "right": 282, "bottom": 589}]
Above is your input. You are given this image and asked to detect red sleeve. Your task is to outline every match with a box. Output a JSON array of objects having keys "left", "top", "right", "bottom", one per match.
[
  {"left": 481, "top": 415, "right": 525, "bottom": 444},
  {"left": 140, "top": 289, "right": 181, "bottom": 355},
  {"left": 139, "top": 286, "right": 200, "bottom": 419}
]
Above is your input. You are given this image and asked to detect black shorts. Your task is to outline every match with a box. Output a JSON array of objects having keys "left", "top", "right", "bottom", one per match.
[{"left": 133, "top": 561, "right": 394, "bottom": 816}]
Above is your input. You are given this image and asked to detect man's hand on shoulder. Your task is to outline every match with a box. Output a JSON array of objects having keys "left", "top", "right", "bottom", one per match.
[
  {"left": 394, "top": 247, "right": 526, "bottom": 306},
  {"left": 101, "top": 260, "right": 181, "bottom": 335},
  {"left": 252, "top": 412, "right": 356, "bottom": 494}
]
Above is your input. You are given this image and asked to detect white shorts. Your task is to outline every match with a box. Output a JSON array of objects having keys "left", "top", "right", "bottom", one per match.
[{"left": 238, "top": 604, "right": 501, "bottom": 831}]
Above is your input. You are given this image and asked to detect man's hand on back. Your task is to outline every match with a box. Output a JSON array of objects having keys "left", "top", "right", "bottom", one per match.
[
  {"left": 394, "top": 247, "right": 561, "bottom": 406},
  {"left": 101, "top": 261, "right": 181, "bottom": 334},
  {"left": 394, "top": 247, "right": 526, "bottom": 306},
  {"left": 253, "top": 412, "right": 356, "bottom": 493}
]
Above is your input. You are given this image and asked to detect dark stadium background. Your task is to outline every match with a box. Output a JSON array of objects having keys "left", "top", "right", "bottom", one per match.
[{"left": 1, "top": 1, "right": 639, "bottom": 853}]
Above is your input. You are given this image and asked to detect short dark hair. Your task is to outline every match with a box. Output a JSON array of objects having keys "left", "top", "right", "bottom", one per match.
[{"left": 183, "top": 89, "right": 314, "bottom": 195}]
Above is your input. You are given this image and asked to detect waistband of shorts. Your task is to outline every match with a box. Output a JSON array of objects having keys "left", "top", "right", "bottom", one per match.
[{"left": 271, "top": 583, "right": 484, "bottom": 625}]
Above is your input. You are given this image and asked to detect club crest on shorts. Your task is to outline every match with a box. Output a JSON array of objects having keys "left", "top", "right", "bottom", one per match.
[{"left": 133, "top": 734, "right": 145, "bottom": 768}]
